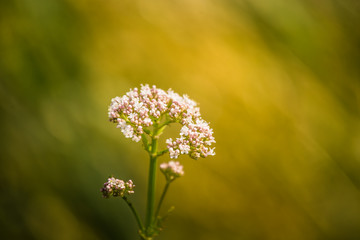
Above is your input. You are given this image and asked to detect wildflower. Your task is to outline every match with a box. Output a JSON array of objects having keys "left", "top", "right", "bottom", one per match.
[
  {"left": 101, "top": 177, "right": 135, "bottom": 198},
  {"left": 108, "top": 84, "right": 215, "bottom": 159},
  {"left": 160, "top": 161, "right": 184, "bottom": 181}
]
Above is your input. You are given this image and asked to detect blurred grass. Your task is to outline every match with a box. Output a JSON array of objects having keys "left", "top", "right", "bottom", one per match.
[{"left": 1, "top": 0, "right": 360, "bottom": 239}]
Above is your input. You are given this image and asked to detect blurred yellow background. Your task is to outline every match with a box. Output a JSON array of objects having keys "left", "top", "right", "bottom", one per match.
[{"left": 1, "top": 0, "right": 360, "bottom": 239}]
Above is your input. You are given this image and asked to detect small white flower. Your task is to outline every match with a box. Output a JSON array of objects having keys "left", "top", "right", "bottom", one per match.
[
  {"left": 133, "top": 100, "right": 143, "bottom": 111},
  {"left": 169, "top": 148, "right": 180, "bottom": 159},
  {"left": 132, "top": 135, "right": 141, "bottom": 142},
  {"left": 180, "top": 125, "right": 189, "bottom": 136},
  {"left": 179, "top": 144, "right": 190, "bottom": 154},
  {"left": 166, "top": 138, "right": 173, "bottom": 145},
  {"left": 128, "top": 112, "right": 137, "bottom": 122},
  {"left": 122, "top": 125, "right": 134, "bottom": 138}
]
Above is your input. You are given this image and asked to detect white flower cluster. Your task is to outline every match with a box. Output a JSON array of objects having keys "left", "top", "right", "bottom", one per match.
[
  {"left": 101, "top": 177, "right": 135, "bottom": 198},
  {"left": 108, "top": 84, "right": 215, "bottom": 159},
  {"left": 160, "top": 161, "right": 184, "bottom": 181},
  {"left": 166, "top": 118, "right": 215, "bottom": 159}
]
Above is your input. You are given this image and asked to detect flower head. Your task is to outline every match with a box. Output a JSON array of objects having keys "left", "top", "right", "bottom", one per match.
[
  {"left": 160, "top": 161, "right": 184, "bottom": 181},
  {"left": 109, "top": 84, "right": 215, "bottom": 159},
  {"left": 166, "top": 119, "right": 216, "bottom": 159},
  {"left": 101, "top": 177, "right": 135, "bottom": 198}
]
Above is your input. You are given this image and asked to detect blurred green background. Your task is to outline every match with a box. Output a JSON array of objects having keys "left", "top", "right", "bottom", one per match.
[{"left": 1, "top": 0, "right": 360, "bottom": 239}]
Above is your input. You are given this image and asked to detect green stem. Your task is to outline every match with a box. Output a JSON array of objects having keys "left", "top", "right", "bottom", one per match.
[
  {"left": 157, "top": 120, "right": 172, "bottom": 132},
  {"left": 145, "top": 155, "right": 157, "bottom": 228},
  {"left": 123, "top": 196, "right": 145, "bottom": 231},
  {"left": 141, "top": 134, "right": 149, "bottom": 152},
  {"left": 157, "top": 148, "right": 169, "bottom": 157},
  {"left": 145, "top": 124, "right": 159, "bottom": 229},
  {"left": 143, "top": 128, "right": 152, "bottom": 136},
  {"left": 155, "top": 181, "right": 171, "bottom": 218},
  {"left": 144, "top": 119, "right": 172, "bottom": 236}
]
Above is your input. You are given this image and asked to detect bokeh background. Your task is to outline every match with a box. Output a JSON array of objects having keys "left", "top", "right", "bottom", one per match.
[{"left": 1, "top": 0, "right": 360, "bottom": 239}]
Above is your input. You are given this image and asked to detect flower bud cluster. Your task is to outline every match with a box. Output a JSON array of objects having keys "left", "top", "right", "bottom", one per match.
[
  {"left": 108, "top": 84, "right": 215, "bottom": 159},
  {"left": 160, "top": 161, "right": 184, "bottom": 181},
  {"left": 166, "top": 118, "right": 215, "bottom": 159},
  {"left": 101, "top": 177, "right": 135, "bottom": 198}
]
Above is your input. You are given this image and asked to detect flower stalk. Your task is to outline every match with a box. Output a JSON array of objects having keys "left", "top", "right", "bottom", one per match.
[
  {"left": 145, "top": 141, "right": 158, "bottom": 229},
  {"left": 123, "top": 196, "right": 145, "bottom": 232},
  {"left": 101, "top": 84, "right": 216, "bottom": 239},
  {"left": 155, "top": 181, "right": 171, "bottom": 219}
]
